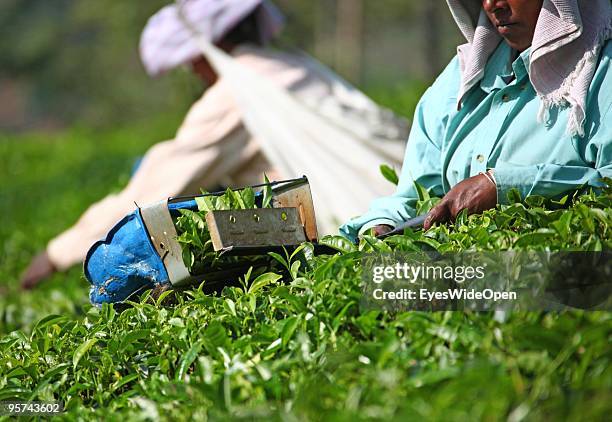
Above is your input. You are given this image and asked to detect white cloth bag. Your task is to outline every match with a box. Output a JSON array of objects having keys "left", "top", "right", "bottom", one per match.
[{"left": 181, "top": 10, "right": 406, "bottom": 234}]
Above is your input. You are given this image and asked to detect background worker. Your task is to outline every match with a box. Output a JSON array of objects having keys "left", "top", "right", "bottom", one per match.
[{"left": 21, "top": 0, "right": 407, "bottom": 288}]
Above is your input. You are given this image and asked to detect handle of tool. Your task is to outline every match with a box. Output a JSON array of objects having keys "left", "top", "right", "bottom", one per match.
[{"left": 376, "top": 215, "right": 427, "bottom": 239}]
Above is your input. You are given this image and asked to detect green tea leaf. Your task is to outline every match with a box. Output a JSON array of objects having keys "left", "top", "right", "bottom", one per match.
[
  {"left": 177, "top": 340, "right": 203, "bottom": 381},
  {"left": 111, "top": 373, "right": 139, "bottom": 393},
  {"left": 120, "top": 329, "right": 151, "bottom": 349},
  {"left": 506, "top": 188, "right": 522, "bottom": 204},
  {"left": 262, "top": 174, "right": 273, "bottom": 208},
  {"left": 281, "top": 317, "right": 299, "bottom": 348},
  {"left": 241, "top": 187, "right": 256, "bottom": 209},
  {"left": 248, "top": 272, "right": 282, "bottom": 294},
  {"left": 414, "top": 180, "right": 430, "bottom": 202},
  {"left": 195, "top": 195, "right": 215, "bottom": 213},
  {"left": 204, "top": 321, "right": 228, "bottom": 348},
  {"left": 320, "top": 235, "right": 356, "bottom": 253},
  {"left": 513, "top": 230, "right": 556, "bottom": 248},
  {"left": 380, "top": 164, "right": 399, "bottom": 185},
  {"left": 268, "top": 251, "right": 289, "bottom": 270},
  {"left": 73, "top": 338, "right": 98, "bottom": 369}
]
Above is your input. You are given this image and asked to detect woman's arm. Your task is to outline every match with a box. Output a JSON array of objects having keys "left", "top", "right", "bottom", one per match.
[
  {"left": 339, "top": 57, "right": 461, "bottom": 241},
  {"left": 425, "top": 101, "right": 612, "bottom": 230}
]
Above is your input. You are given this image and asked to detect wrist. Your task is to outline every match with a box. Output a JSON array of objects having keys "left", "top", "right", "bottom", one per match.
[
  {"left": 479, "top": 170, "right": 496, "bottom": 187},
  {"left": 478, "top": 169, "right": 498, "bottom": 207}
]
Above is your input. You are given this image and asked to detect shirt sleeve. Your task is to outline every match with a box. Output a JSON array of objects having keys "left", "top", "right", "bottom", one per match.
[
  {"left": 47, "top": 80, "right": 245, "bottom": 271},
  {"left": 494, "top": 101, "right": 612, "bottom": 203},
  {"left": 340, "top": 57, "right": 461, "bottom": 242},
  {"left": 174, "top": 80, "right": 243, "bottom": 146}
]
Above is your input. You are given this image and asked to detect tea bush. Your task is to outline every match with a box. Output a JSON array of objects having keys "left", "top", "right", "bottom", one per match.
[{"left": 0, "top": 180, "right": 610, "bottom": 420}]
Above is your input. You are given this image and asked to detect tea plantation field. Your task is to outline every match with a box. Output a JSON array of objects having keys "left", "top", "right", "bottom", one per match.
[{"left": 1, "top": 115, "right": 611, "bottom": 419}]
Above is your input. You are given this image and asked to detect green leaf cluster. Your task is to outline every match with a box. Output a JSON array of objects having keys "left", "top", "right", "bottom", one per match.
[
  {"left": 175, "top": 183, "right": 272, "bottom": 274},
  {"left": 0, "top": 186, "right": 610, "bottom": 419},
  {"left": 409, "top": 185, "right": 612, "bottom": 253}
]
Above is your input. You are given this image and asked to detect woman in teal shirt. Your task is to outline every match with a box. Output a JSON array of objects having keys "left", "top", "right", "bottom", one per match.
[{"left": 341, "top": 0, "right": 612, "bottom": 241}]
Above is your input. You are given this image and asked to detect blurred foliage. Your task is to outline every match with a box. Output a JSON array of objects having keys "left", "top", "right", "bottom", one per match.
[
  {"left": 0, "top": 0, "right": 461, "bottom": 131},
  {"left": 0, "top": 0, "right": 198, "bottom": 130},
  {"left": 0, "top": 116, "right": 183, "bottom": 333}
]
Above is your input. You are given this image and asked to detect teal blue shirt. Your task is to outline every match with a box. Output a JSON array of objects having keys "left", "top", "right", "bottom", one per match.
[{"left": 341, "top": 40, "right": 612, "bottom": 241}]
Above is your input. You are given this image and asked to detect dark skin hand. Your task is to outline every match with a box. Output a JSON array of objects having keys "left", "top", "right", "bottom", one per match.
[
  {"left": 370, "top": 173, "right": 497, "bottom": 236},
  {"left": 20, "top": 251, "right": 56, "bottom": 290},
  {"left": 424, "top": 173, "right": 497, "bottom": 231},
  {"left": 371, "top": 224, "right": 393, "bottom": 237}
]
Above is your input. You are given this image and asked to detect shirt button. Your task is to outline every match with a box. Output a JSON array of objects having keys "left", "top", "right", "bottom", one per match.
[
  {"left": 502, "top": 94, "right": 510, "bottom": 102},
  {"left": 476, "top": 154, "right": 485, "bottom": 163}
]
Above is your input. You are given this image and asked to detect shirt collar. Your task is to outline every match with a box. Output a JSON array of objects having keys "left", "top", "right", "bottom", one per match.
[
  {"left": 514, "top": 46, "right": 531, "bottom": 81},
  {"left": 480, "top": 42, "right": 531, "bottom": 93}
]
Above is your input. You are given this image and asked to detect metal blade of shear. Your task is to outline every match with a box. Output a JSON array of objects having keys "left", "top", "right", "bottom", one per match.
[{"left": 376, "top": 214, "right": 427, "bottom": 239}]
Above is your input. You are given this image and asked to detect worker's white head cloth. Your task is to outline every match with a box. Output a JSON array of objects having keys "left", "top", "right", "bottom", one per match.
[
  {"left": 446, "top": 0, "right": 612, "bottom": 137},
  {"left": 140, "top": 0, "right": 284, "bottom": 77}
]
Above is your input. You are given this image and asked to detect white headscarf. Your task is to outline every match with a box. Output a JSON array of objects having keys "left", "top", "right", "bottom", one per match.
[
  {"left": 140, "top": 0, "right": 284, "bottom": 77},
  {"left": 446, "top": 0, "right": 612, "bottom": 137}
]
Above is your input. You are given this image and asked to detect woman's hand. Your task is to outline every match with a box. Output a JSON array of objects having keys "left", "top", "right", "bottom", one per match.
[
  {"left": 371, "top": 224, "right": 393, "bottom": 237},
  {"left": 424, "top": 172, "right": 497, "bottom": 230},
  {"left": 21, "top": 251, "right": 57, "bottom": 290}
]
